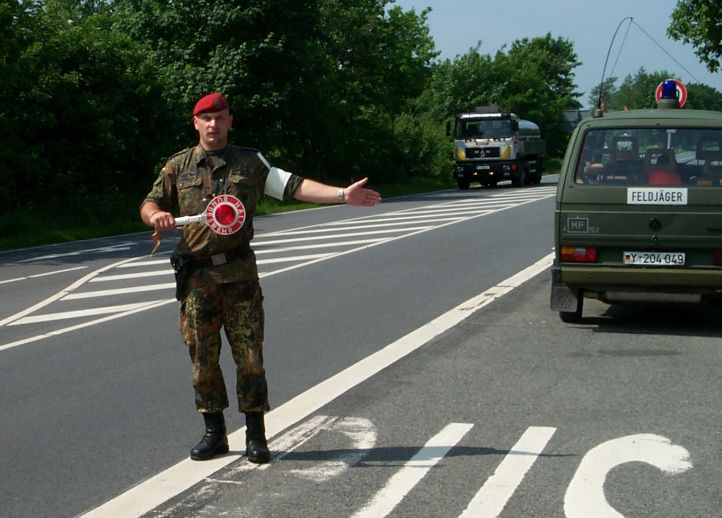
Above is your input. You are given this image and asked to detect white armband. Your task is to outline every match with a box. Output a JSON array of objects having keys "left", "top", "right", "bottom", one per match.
[
  {"left": 258, "top": 151, "right": 292, "bottom": 201},
  {"left": 264, "top": 166, "right": 292, "bottom": 201}
]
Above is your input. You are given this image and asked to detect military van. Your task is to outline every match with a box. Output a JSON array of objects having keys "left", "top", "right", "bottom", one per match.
[{"left": 550, "top": 92, "right": 722, "bottom": 322}]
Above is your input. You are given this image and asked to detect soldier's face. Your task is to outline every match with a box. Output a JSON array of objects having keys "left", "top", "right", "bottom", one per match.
[{"left": 194, "top": 109, "right": 233, "bottom": 150}]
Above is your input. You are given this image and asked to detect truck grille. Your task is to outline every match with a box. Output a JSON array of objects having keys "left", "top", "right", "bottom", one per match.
[{"left": 467, "top": 147, "right": 500, "bottom": 158}]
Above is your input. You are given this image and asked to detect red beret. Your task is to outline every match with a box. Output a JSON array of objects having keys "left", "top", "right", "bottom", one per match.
[{"left": 193, "top": 93, "right": 229, "bottom": 116}]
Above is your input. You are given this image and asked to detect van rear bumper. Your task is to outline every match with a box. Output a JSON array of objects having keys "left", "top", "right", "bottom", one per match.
[{"left": 552, "top": 263, "right": 722, "bottom": 306}]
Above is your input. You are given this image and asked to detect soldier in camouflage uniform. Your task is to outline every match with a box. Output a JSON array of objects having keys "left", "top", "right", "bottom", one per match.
[{"left": 140, "top": 93, "right": 381, "bottom": 463}]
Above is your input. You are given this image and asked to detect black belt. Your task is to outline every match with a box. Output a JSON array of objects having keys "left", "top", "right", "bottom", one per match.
[{"left": 189, "top": 247, "right": 251, "bottom": 267}]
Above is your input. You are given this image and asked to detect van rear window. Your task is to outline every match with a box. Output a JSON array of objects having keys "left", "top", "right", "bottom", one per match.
[{"left": 575, "top": 128, "right": 722, "bottom": 187}]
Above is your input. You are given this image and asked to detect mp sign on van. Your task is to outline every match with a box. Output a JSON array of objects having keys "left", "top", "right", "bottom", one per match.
[{"left": 627, "top": 187, "right": 688, "bottom": 205}]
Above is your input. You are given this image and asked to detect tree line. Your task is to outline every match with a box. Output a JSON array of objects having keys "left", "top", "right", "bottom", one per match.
[
  {"left": 591, "top": 68, "right": 722, "bottom": 113},
  {"left": 1, "top": 0, "right": 720, "bottom": 244}
]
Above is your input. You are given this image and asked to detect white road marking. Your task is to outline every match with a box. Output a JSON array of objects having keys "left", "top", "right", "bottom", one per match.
[
  {"left": 263, "top": 218, "right": 460, "bottom": 236},
  {"left": 254, "top": 238, "right": 386, "bottom": 253},
  {"left": 351, "top": 423, "right": 473, "bottom": 518},
  {"left": 0, "top": 299, "right": 174, "bottom": 352},
  {"left": 0, "top": 266, "right": 87, "bottom": 285},
  {"left": 416, "top": 203, "right": 520, "bottom": 213},
  {"left": 78, "top": 253, "right": 553, "bottom": 518},
  {"left": 0, "top": 256, "right": 141, "bottom": 327},
  {"left": 17, "top": 242, "right": 135, "bottom": 263},
  {"left": 288, "top": 417, "right": 377, "bottom": 482},
  {"left": 257, "top": 253, "right": 334, "bottom": 265},
  {"left": 250, "top": 226, "right": 433, "bottom": 245},
  {"left": 90, "top": 270, "right": 173, "bottom": 282},
  {"left": 225, "top": 415, "right": 340, "bottom": 476},
  {"left": 316, "top": 213, "right": 467, "bottom": 225},
  {"left": 62, "top": 283, "right": 176, "bottom": 300},
  {"left": 156, "top": 416, "right": 341, "bottom": 516},
  {"left": 8, "top": 301, "right": 168, "bottom": 325},
  {"left": 459, "top": 426, "right": 557, "bottom": 518},
  {"left": 564, "top": 434, "right": 692, "bottom": 518},
  {"left": 118, "top": 259, "right": 169, "bottom": 268}
]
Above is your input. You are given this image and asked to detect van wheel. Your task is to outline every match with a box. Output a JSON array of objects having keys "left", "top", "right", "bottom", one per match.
[{"left": 559, "top": 292, "right": 583, "bottom": 323}]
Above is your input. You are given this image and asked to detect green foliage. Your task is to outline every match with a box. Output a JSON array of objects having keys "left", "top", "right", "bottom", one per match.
[
  {"left": 613, "top": 68, "right": 674, "bottom": 109},
  {"left": 0, "top": 0, "right": 172, "bottom": 220},
  {"left": 685, "top": 82, "right": 722, "bottom": 110},
  {"left": 112, "top": 0, "right": 439, "bottom": 183},
  {"left": 588, "top": 68, "right": 722, "bottom": 112},
  {"left": 668, "top": 0, "right": 722, "bottom": 73},
  {"left": 391, "top": 109, "right": 451, "bottom": 178}
]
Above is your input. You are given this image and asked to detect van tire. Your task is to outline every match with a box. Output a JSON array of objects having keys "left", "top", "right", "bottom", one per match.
[{"left": 559, "top": 292, "right": 583, "bottom": 323}]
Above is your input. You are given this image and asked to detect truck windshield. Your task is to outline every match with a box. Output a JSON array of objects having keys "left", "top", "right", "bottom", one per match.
[
  {"left": 456, "top": 119, "right": 512, "bottom": 139},
  {"left": 574, "top": 127, "right": 722, "bottom": 187}
]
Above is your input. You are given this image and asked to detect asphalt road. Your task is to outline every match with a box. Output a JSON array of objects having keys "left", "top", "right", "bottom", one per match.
[
  {"left": 1, "top": 178, "right": 719, "bottom": 517},
  {"left": 148, "top": 276, "right": 722, "bottom": 518}
]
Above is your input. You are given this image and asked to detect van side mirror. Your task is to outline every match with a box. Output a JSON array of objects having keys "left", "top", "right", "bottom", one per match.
[{"left": 512, "top": 120, "right": 519, "bottom": 132}]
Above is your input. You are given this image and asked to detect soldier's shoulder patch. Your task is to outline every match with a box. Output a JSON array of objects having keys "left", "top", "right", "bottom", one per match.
[
  {"left": 233, "top": 146, "right": 261, "bottom": 154},
  {"left": 167, "top": 147, "right": 193, "bottom": 161},
  {"left": 228, "top": 146, "right": 267, "bottom": 173}
]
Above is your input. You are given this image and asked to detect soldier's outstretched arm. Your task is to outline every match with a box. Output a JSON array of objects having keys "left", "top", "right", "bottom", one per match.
[{"left": 293, "top": 177, "right": 382, "bottom": 207}]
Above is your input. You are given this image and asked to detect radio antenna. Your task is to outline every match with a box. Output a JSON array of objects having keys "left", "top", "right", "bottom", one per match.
[{"left": 596, "top": 16, "right": 633, "bottom": 113}]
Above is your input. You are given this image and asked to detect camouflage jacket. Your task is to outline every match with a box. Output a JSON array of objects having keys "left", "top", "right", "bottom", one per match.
[{"left": 143, "top": 144, "right": 303, "bottom": 282}]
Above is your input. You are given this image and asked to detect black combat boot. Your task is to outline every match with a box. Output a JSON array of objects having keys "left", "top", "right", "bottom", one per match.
[
  {"left": 190, "top": 412, "right": 229, "bottom": 461},
  {"left": 245, "top": 412, "right": 271, "bottom": 464}
]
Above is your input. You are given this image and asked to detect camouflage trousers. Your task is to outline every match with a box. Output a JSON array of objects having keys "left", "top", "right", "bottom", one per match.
[{"left": 179, "top": 269, "right": 269, "bottom": 414}]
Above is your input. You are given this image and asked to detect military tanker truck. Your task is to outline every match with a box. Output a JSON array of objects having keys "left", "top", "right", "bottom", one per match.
[{"left": 451, "top": 106, "right": 546, "bottom": 189}]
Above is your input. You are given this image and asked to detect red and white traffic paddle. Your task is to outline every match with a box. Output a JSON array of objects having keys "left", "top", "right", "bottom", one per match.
[{"left": 150, "top": 194, "right": 246, "bottom": 255}]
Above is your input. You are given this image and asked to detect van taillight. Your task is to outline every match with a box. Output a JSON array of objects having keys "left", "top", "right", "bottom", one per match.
[
  {"left": 560, "top": 246, "right": 597, "bottom": 262},
  {"left": 715, "top": 250, "right": 722, "bottom": 266}
]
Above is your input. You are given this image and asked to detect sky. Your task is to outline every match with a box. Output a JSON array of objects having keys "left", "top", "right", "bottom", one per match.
[{"left": 393, "top": 0, "right": 721, "bottom": 108}]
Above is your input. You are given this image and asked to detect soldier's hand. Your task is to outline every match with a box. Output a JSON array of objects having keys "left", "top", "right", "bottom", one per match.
[
  {"left": 150, "top": 210, "right": 176, "bottom": 231},
  {"left": 345, "top": 177, "right": 382, "bottom": 207}
]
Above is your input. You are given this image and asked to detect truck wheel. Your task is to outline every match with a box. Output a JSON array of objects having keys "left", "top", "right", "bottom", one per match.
[
  {"left": 559, "top": 292, "right": 583, "bottom": 323},
  {"left": 511, "top": 164, "right": 525, "bottom": 187},
  {"left": 524, "top": 162, "right": 534, "bottom": 185},
  {"left": 457, "top": 178, "right": 470, "bottom": 190},
  {"left": 533, "top": 158, "right": 543, "bottom": 184}
]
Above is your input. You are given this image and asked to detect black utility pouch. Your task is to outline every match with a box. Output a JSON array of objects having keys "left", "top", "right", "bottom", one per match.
[{"left": 170, "top": 253, "right": 192, "bottom": 301}]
